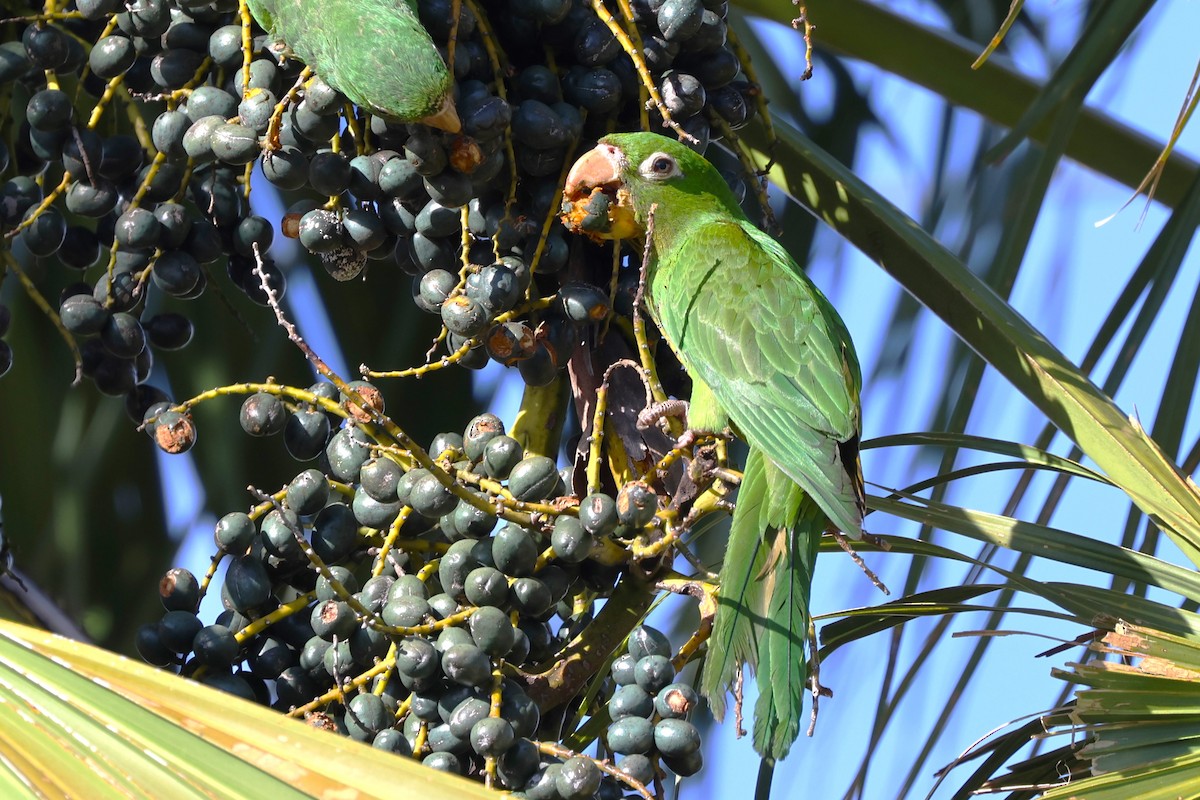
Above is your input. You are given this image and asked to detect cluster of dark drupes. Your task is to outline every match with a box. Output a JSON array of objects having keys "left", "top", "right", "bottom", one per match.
[
  {"left": 1, "top": 0, "right": 757, "bottom": 794},
  {"left": 144, "top": 402, "right": 702, "bottom": 797},
  {"left": 0, "top": 0, "right": 753, "bottom": 402}
]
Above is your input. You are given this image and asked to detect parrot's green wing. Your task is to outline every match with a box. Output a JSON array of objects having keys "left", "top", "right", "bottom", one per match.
[{"left": 649, "top": 218, "right": 864, "bottom": 538}]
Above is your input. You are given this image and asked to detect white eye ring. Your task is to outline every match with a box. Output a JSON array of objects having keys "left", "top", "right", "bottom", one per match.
[{"left": 638, "top": 152, "right": 682, "bottom": 181}]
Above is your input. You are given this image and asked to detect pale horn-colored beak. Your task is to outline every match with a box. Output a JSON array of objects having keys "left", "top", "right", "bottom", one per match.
[
  {"left": 563, "top": 143, "right": 623, "bottom": 200},
  {"left": 420, "top": 93, "right": 461, "bottom": 133}
]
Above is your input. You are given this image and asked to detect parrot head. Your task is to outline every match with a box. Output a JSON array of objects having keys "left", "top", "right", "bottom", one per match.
[{"left": 560, "top": 132, "right": 744, "bottom": 241}]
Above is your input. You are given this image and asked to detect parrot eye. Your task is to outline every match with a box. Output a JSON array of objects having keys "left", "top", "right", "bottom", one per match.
[{"left": 638, "top": 153, "right": 682, "bottom": 181}]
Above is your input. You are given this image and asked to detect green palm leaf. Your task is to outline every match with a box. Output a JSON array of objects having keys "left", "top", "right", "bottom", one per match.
[{"left": 0, "top": 619, "right": 496, "bottom": 799}]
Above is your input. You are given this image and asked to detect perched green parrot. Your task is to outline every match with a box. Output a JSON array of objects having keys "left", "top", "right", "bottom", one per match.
[
  {"left": 561, "top": 132, "right": 864, "bottom": 760},
  {"left": 246, "top": 0, "right": 460, "bottom": 132}
]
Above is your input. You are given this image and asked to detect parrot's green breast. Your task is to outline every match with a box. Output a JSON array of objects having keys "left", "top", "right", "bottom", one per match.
[{"left": 251, "top": 0, "right": 454, "bottom": 124}]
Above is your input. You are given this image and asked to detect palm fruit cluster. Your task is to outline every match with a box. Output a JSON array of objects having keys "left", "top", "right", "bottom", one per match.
[
  {"left": 0, "top": 0, "right": 759, "bottom": 405},
  {"left": 0, "top": 0, "right": 771, "bottom": 794},
  {"left": 140, "top": 393, "right": 707, "bottom": 796},
  {"left": 604, "top": 625, "right": 703, "bottom": 780}
]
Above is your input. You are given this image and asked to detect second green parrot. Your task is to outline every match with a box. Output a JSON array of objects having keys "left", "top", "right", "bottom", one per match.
[
  {"left": 562, "top": 132, "right": 865, "bottom": 760},
  {"left": 247, "top": 0, "right": 459, "bottom": 132}
]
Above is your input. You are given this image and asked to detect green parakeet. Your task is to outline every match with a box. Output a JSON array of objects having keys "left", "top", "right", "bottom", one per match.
[
  {"left": 246, "top": 0, "right": 460, "bottom": 131},
  {"left": 561, "top": 132, "right": 864, "bottom": 761}
]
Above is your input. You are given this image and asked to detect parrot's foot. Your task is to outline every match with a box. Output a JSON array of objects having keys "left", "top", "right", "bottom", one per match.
[
  {"left": 637, "top": 399, "right": 733, "bottom": 452},
  {"left": 636, "top": 398, "right": 689, "bottom": 431},
  {"left": 638, "top": 398, "right": 703, "bottom": 449},
  {"left": 831, "top": 529, "right": 890, "bottom": 595}
]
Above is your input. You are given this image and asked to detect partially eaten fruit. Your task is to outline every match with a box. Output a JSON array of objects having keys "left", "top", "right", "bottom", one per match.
[
  {"left": 560, "top": 185, "right": 637, "bottom": 241},
  {"left": 560, "top": 145, "right": 641, "bottom": 241}
]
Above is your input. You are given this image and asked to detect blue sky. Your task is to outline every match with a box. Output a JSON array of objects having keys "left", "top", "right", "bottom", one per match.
[{"left": 701, "top": 3, "right": 1200, "bottom": 798}]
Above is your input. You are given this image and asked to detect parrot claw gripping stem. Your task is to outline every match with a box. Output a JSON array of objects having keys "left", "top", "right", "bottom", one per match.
[
  {"left": 636, "top": 399, "right": 732, "bottom": 451},
  {"left": 636, "top": 398, "right": 689, "bottom": 431}
]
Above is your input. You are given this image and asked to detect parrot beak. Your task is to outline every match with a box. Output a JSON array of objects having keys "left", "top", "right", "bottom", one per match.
[
  {"left": 420, "top": 94, "right": 462, "bottom": 133},
  {"left": 564, "top": 144, "right": 623, "bottom": 198},
  {"left": 560, "top": 144, "right": 641, "bottom": 240}
]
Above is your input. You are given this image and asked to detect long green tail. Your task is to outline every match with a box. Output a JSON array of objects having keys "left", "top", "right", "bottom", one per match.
[{"left": 700, "top": 447, "right": 824, "bottom": 761}]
